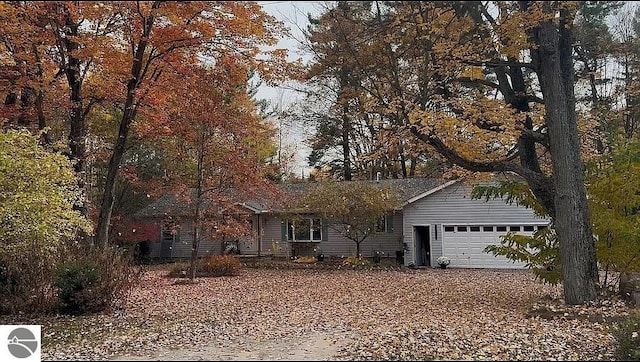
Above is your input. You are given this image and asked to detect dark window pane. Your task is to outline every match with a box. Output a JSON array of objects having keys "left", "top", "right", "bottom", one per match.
[
  {"left": 483, "top": 226, "right": 493, "bottom": 232},
  {"left": 497, "top": 226, "right": 507, "bottom": 232},
  {"left": 312, "top": 219, "right": 322, "bottom": 240},
  {"left": 295, "top": 219, "right": 311, "bottom": 240},
  {"left": 523, "top": 225, "right": 535, "bottom": 232},
  {"left": 510, "top": 226, "right": 521, "bottom": 232},
  {"left": 470, "top": 226, "right": 480, "bottom": 232},
  {"left": 288, "top": 222, "right": 294, "bottom": 240},
  {"left": 444, "top": 226, "right": 455, "bottom": 232},
  {"left": 458, "top": 226, "right": 467, "bottom": 232}
]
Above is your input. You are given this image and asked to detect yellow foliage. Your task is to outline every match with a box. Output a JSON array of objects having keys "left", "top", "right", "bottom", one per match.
[{"left": 293, "top": 256, "right": 317, "bottom": 264}]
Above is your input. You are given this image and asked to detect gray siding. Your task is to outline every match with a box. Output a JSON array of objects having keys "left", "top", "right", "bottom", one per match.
[
  {"left": 146, "top": 216, "right": 260, "bottom": 258},
  {"left": 169, "top": 220, "right": 223, "bottom": 258},
  {"left": 402, "top": 182, "right": 549, "bottom": 267},
  {"left": 319, "top": 211, "right": 403, "bottom": 258},
  {"left": 259, "top": 212, "right": 404, "bottom": 258},
  {"left": 260, "top": 214, "right": 291, "bottom": 257}
]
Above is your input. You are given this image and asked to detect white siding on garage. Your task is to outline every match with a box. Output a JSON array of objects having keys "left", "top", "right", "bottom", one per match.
[
  {"left": 403, "top": 182, "right": 549, "bottom": 268},
  {"left": 441, "top": 224, "right": 544, "bottom": 268}
]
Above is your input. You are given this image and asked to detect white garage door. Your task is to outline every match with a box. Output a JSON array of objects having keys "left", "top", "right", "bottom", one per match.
[{"left": 442, "top": 224, "right": 548, "bottom": 269}]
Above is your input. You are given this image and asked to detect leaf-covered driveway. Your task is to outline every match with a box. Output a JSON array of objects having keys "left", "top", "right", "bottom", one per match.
[{"left": 29, "top": 268, "right": 633, "bottom": 360}]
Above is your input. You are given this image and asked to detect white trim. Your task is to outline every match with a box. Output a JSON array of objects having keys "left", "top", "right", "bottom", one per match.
[
  {"left": 412, "top": 225, "right": 432, "bottom": 267},
  {"left": 441, "top": 222, "right": 550, "bottom": 227},
  {"left": 403, "top": 179, "right": 459, "bottom": 206},
  {"left": 236, "top": 202, "right": 261, "bottom": 213}
]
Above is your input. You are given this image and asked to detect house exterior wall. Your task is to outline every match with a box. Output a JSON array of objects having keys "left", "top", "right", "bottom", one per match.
[
  {"left": 164, "top": 220, "right": 224, "bottom": 258},
  {"left": 259, "top": 212, "right": 404, "bottom": 258},
  {"left": 237, "top": 214, "right": 260, "bottom": 255},
  {"left": 260, "top": 214, "right": 291, "bottom": 257},
  {"left": 320, "top": 211, "right": 403, "bottom": 258},
  {"left": 402, "top": 182, "right": 549, "bottom": 267},
  {"left": 144, "top": 218, "right": 225, "bottom": 259}
]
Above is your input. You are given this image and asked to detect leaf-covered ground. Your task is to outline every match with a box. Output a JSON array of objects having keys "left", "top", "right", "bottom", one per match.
[{"left": 3, "top": 267, "right": 636, "bottom": 361}]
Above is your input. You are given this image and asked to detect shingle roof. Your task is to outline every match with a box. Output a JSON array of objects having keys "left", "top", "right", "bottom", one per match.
[
  {"left": 133, "top": 189, "right": 272, "bottom": 218},
  {"left": 134, "top": 177, "right": 452, "bottom": 218},
  {"left": 278, "top": 178, "right": 449, "bottom": 204}
]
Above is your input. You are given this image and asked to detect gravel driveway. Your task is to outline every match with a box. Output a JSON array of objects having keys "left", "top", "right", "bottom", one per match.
[{"left": 29, "top": 267, "right": 633, "bottom": 360}]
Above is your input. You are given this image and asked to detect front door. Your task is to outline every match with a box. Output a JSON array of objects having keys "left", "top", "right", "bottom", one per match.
[
  {"left": 414, "top": 226, "right": 431, "bottom": 267},
  {"left": 160, "top": 230, "right": 174, "bottom": 258},
  {"left": 239, "top": 217, "right": 259, "bottom": 254}
]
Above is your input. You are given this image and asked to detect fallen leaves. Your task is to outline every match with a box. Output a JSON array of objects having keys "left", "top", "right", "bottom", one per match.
[{"left": 1, "top": 267, "right": 635, "bottom": 361}]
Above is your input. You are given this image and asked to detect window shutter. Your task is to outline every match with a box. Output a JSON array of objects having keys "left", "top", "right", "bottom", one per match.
[
  {"left": 281, "top": 219, "right": 287, "bottom": 241},
  {"left": 321, "top": 218, "right": 328, "bottom": 241},
  {"left": 386, "top": 213, "right": 394, "bottom": 233}
]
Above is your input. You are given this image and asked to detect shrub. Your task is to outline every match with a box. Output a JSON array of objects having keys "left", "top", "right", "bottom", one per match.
[
  {"left": 199, "top": 255, "right": 243, "bottom": 277},
  {"left": 54, "top": 259, "right": 100, "bottom": 313},
  {"left": 0, "top": 130, "right": 92, "bottom": 315},
  {"left": 0, "top": 249, "right": 59, "bottom": 314},
  {"left": 293, "top": 256, "right": 317, "bottom": 264},
  {"left": 167, "top": 262, "right": 191, "bottom": 278},
  {"left": 613, "top": 313, "right": 640, "bottom": 361},
  {"left": 342, "top": 255, "right": 372, "bottom": 268},
  {"left": 168, "top": 256, "right": 243, "bottom": 278},
  {"left": 373, "top": 251, "right": 382, "bottom": 264},
  {"left": 54, "top": 245, "right": 142, "bottom": 315}
]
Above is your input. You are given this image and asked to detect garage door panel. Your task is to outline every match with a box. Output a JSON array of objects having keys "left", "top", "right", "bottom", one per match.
[{"left": 443, "top": 224, "right": 539, "bottom": 269}]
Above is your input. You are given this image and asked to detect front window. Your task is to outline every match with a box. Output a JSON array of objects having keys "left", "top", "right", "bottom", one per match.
[{"left": 288, "top": 218, "right": 322, "bottom": 241}]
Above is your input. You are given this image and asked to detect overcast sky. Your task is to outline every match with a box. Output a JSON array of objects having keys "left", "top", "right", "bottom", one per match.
[{"left": 255, "top": 1, "right": 327, "bottom": 178}]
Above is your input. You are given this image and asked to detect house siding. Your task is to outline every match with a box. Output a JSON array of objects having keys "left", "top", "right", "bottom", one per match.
[
  {"left": 261, "top": 214, "right": 291, "bottom": 257},
  {"left": 402, "top": 182, "right": 549, "bottom": 267},
  {"left": 144, "top": 219, "right": 224, "bottom": 259},
  {"left": 318, "top": 211, "right": 404, "bottom": 258},
  {"left": 259, "top": 212, "right": 403, "bottom": 258},
  {"left": 167, "top": 220, "right": 224, "bottom": 258}
]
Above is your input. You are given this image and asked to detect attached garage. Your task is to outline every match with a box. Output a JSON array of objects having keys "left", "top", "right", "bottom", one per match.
[
  {"left": 441, "top": 224, "right": 548, "bottom": 269},
  {"left": 403, "top": 179, "right": 551, "bottom": 269}
]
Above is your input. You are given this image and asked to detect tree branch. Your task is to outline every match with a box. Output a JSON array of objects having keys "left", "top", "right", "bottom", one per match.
[{"left": 409, "top": 125, "right": 528, "bottom": 175}]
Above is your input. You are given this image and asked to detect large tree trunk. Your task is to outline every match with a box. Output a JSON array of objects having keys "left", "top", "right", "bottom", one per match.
[
  {"left": 64, "top": 15, "right": 89, "bottom": 219},
  {"left": 339, "top": 65, "right": 352, "bottom": 181},
  {"left": 95, "top": 3, "right": 159, "bottom": 246},
  {"left": 533, "top": 4, "right": 599, "bottom": 304},
  {"left": 341, "top": 103, "right": 352, "bottom": 181},
  {"left": 95, "top": 102, "right": 135, "bottom": 247},
  {"left": 190, "top": 132, "right": 206, "bottom": 282}
]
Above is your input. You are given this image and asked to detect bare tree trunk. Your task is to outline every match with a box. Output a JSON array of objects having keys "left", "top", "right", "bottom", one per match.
[
  {"left": 339, "top": 65, "right": 353, "bottom": 181},
  {"left": 64, "top": 17, "right": 89, "bottom": 219},
  {"left": 342, "top": 104, "right": 352, "bottom": 181},
  {"left": 533, "top": 4, "right": 598, "bottom": 304},
  {"left": 190, "top": 131, "right": 206, "bottom": 282},
  {"left": 95, "top": 2, "right": 160, "bottom": 246},
  {"left": 95, "top": 100, "right": 135, "bottom": 247}
]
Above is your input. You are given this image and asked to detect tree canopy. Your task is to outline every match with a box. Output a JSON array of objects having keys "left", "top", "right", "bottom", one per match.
[
  {"left": 297, "top": 181, "right": 401, "bottom": 256},
  {"left": 0, "top": 129, "right": 91, "bottom": 252}
]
